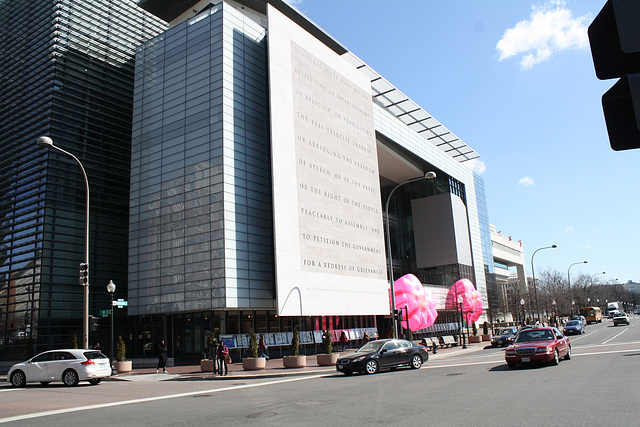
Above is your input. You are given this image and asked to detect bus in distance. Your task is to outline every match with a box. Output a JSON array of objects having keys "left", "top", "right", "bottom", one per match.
[{"left": 580, "top": 306, "right": 602, "bottom": 324}]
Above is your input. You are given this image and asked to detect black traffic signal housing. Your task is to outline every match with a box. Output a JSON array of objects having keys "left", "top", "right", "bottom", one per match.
[
  {"left": 394, "top": 309, "right": 403, "bottom": 321},
  {"left": 89, "top": 315, "right": 99, "bottom": 332},
  {"left": 588, "top": 0, "right": 640, "bottom": 151},
  {"left": 79, "top": 262, "right": 89, "bottom": 286}
]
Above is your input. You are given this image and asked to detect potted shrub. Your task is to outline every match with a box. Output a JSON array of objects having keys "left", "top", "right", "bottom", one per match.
[
  {"left": 113, "top": 336, "right": 132, "bottom": 372},
  {"left": 481, "top": 321, "right": 491, "bottom": 341},
  {"left": 316, "top": 330, "right": 338, "bottom": 366},
  {"left": 469, "top": 322, "right": 482, "bottom": 343},
  {"left": 283, "top": 327, "right": 306, "bottom": 368},
  {"left": 200, "top": 332, "right": 216, "bottom": 372},
  {"left": 243, "top": 331, "right": 266, "bottom": 370}
]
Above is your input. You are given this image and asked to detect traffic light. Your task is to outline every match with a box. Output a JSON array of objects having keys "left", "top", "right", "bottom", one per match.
[
  {"left": 588, "top": 0, "right": 640, "bottom": 151},
  {"left": 394, "top": 309, "right": 403, "bottom": 321},
  {"left": 89, "top": 315, "right": 99, "bottom": 332},
  {"left": 79, "top": 262, "right": 89, "bottom": 286}
]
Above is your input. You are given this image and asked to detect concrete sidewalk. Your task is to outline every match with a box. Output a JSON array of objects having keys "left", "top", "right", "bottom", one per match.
[{"left": 108, "top": 340, "right": 488, "bottom": 382}]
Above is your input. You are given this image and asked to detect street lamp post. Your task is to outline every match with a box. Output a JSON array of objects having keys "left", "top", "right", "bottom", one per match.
[
  {"left": 567, "top": 261, "right": 588, "bottom": 315},
  {"left": 520, "top": 298, "right": 526, "bottom": 326},
  {"left": 37, "top": 136, "right": 91, "bottom": 349},
  {"left": 530, "top": 245, "right": 557, "bottom": 323},
  {"left": 107, "top": 281, "right": 116, "bottom": 361},
  {"left": 385, "top": 171, "right": 436, "bottom": 337},
  {"left": 552, "top": 300, "right": 557, "bottom": 326},
  {"left": 590, "top": 271, "right": 606, "bottom": 292},
  {"left": 458, "top": 295, "right": 467, "bottom": 349}
]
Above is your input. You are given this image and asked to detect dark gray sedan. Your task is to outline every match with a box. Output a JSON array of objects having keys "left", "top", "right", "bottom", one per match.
[
  {"left": 336, "top": 339, "right": 429, "bottom": 375},
  {"left": 491, "top": 327, "right": 518, "bottom": 347}
]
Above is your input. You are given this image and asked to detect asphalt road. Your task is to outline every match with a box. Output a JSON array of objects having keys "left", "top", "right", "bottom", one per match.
[{"left": 2, "top": 318, "right": 639, "bottom": 426}]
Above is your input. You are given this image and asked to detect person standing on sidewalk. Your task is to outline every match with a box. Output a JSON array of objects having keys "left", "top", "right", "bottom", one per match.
[
  {"left": 258, "top": 335, "right": 269, "bottom": 360},
  {"left": 157, "top": 340, "right": 168, "bottom": 373},
  {"left": 217, "top": 340, "right": 229, "bottom": 375},
  {"left": 339, "top": 331, "right": 347, "bottom": 352},
  {"left": 210, "top": 338, "right": 218, "bottom": 374}
]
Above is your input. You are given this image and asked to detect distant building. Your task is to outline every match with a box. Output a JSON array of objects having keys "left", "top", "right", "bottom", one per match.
[{"left": 490, "top": 225, "right": 527, "bottom": 322}]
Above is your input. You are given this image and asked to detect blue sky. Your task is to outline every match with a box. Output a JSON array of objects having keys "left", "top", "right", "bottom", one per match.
[{"left": 291, "top": 0, "right": 640, "bottom": 283}]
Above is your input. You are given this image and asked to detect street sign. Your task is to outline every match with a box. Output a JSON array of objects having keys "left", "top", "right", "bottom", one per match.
[
  {"left": 113, "top": 300, "right": 128, "bottom": 307},
  {"left": 99, "top": 309, "right": 110, "bottom": 317}
]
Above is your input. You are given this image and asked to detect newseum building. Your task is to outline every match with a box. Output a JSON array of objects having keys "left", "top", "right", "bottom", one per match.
[{"left": 130, "top": 0, "right": 496, "bottom": 358}]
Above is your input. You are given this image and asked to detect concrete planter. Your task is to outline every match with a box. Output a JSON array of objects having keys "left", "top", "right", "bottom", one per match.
[
  {"left": 283, "top": 355, "right": 306, "bottom": 368},
  {"left": 242, "top": 357, "right": 266, "bottom": 371},
  {"left": 469, "top": 335, "right": 482, "bottom": 343},
  {"left": 113, "top": 360, "right": 132, "bottom": 373},
  {"left": 316, "top": 353, "right": 338, "bottom": 366},
  {"left": 481, "top": 334, "right": 491, "bottom": 341},
  {"left": 200, "top": 359, "right": 214, "bottom": 372}
]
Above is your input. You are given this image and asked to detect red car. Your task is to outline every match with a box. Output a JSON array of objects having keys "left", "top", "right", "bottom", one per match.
[{"left": 505, "top": 327, "right": 571, "bottom": 368}]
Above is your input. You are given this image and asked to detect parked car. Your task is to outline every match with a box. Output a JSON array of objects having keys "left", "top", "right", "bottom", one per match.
[
  {"left": 336, "top": 339, "right": 429, "bottom": 375},
  {"left": 563, "top": 320, "right": 585, "bottom": 335},
  {"left": 505, "top": 327, "right": 571, "bottom": 368},
  {"left": 491, "top": 327, "right": 518, "bottom": 347},
  {"left": 571, "top": 315, "right": 587, "bottom": 326},
  {"left": 612, "top": 312, "right": 630, "bottom": 326},
  {"left": 7, "top": 349, "right": 111, "bottom": 387}
]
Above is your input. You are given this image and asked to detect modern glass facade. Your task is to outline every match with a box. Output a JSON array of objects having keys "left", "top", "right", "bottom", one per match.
[{"left": 0, "top": 0, "right": 166, "bottom": 356}]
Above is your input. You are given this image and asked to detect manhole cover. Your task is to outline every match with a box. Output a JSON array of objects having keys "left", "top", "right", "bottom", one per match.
[
  {"left": 232, "top": 382, "right": 247, "bottom": 386},
  {"left": 192, "top": 395, "right": 212, "bottom": 398},
  {"left": 445, "top": 373, "right": 464, "bottom": 376},
  {"left": 247, "top": 412, "right": 277, "bottom": 418}
]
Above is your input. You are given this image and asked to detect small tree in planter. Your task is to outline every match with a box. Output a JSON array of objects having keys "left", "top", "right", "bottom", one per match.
[
  {"left": 71, "top": 334, "right": 78, "bottom": 349},
  {"left": 481, "top": 321, "right": 491, "bottom": 341},
  {"left": 469, "top": 322, "right": 482, "bottom": 343},
  {"left": 114, "top": 336, "right": 132, "bottom": 373},
  {"left": 243, "top": 331, "right": 266, "bottom": 370},
  {"left": 317, "top": 330, "right": 338, "bottom": 366},
  {"left": 283, "top": 326, "right": 306, "bottom": 368}
]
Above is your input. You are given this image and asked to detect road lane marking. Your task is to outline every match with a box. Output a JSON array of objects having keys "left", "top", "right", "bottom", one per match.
[
  {"left": 0, "top": 374, "right": 332, "bottom": 424},
  {"left": 602, "top": 328, "right": 628, "bottom": 344}
]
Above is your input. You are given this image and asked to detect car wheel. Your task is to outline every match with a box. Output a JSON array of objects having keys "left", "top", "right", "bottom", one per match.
[
  {"left": 551, "top": 349, "right": 559, "bottom": 366},
  {"left": 410, "top": 354, "right": 422, "bottom": 369},
  {"left": 10, "top": 370, "right": 26, "bottom": 387},
  {"left": 40, "top": 382, "right": 51, "bottom": 386},
  {"left": 364, "top": 359, "right": 378, "bottom": 375},
  {"left": 507, "top": 362, "right": 516, "bottom": 369},
  {"left": 62, "top": 369, "right": 79, "bottom": 387},
  {"left": 564, "top": 346, "right": 572, "bottom": 360},
  {"left": 88, "top": 378, "right": 102, "bottom": 385}
]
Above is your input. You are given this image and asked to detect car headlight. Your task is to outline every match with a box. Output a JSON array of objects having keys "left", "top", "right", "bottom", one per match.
[
  {"left": 351, "top": 356, "right": 366, "bottom": 362},
  {"left": 505, "top": 349, "right": 516, "bottom": 355},
  {"left": 536, "top": 346, "right": 552, "bottom": 354}
]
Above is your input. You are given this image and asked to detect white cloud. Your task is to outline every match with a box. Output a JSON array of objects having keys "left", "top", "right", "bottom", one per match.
[
  {"left": 518, "top": 176, "right": 535, "bottom": 186},
  {"left": 565, "top": 226, "right": 574, "bottom": 232},
  {"left": 464, "top": 158, "right": 487, "bottom": 174},
  {"left": 286, "top": 0, "right": 304, "bottom": 4},
  {"left": 496, "top": 1, "right": 590, "bottom": 69}
]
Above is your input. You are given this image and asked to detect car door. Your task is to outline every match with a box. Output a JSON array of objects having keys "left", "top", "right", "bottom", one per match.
[
  {"left": 379, "top": 341, "right": 400, "bottom": 368},
  {"left": 25, "top": 352, "right": 52, "bottom": 382},
  {"left": 47, "top": 351, "right": 77, "bottom": 381},
  {"left": 554, "top": 329, "right": 569, "bottom": 357},
  {"left": 396, "top": 340, "right": 413, "bottom": 366}
]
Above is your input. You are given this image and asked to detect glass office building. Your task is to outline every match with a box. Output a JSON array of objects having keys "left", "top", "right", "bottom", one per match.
[
  {"left": 130, "top": 0, "right": 498, "bottom": 358},
  {"left": 0, "top": 0, "right": 166, "bottom": 356}
]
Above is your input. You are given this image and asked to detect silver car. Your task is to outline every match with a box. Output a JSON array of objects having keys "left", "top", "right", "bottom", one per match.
[{"left": 7, "top": 349, "right": 111, "bottom": 387}]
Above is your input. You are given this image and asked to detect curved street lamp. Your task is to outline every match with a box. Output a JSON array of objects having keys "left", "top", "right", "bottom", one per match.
[
  {"left": 37, "top": 136, "right": 91, "bottom": 349},
  {"left": 567, "top": 261, "right": 588, "bottom": 315},
  {"left": 385, "top": 171, "right": 436, "bottom": 337},
  {"left": 530, "top": 245, "right": 557, "bottom": 323}
]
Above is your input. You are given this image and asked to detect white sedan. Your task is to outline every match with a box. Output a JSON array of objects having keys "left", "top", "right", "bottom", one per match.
[{"left": 8, "top": 349, "right": 111, "bottom": 387}]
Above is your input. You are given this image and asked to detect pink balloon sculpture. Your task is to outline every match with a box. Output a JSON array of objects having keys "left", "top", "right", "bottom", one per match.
[
  {"left": 445, "top": 278, "right": 483, "bottom": 324},
  {"left": 393, "top": 274, "right": 438, "bottom": 331}
]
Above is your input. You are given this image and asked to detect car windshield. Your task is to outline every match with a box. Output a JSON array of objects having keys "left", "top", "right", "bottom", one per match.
[
  {"left": 498, "top": 329, "right": 515, "bottom": 335},
  {"left": 614, "top": 313, "right": 625, "bottom": 317},
  {"left": 565, "top": 320, "right": 580, "bottom": 326},
  {"left": 515, "top": 330, "right": 554, "bottom": 342},
  {"left": 357, "top": 341, "right": 385, "bottom": 353}
]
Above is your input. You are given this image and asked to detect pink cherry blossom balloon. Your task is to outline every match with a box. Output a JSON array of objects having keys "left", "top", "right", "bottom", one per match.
[
  {"left": 445, "top": 278, "right": 483, "bottom": 323},
  {"left": 393, "top": 274, "right": 438, "bottom": 331}
]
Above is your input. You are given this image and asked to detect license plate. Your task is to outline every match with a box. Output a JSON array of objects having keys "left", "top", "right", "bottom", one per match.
[
  {"left": 521, "top": 357, "right": 530, "bottom": 363},
  {"left": 337, "top": 365, "right": 343, "bottom": 370}
]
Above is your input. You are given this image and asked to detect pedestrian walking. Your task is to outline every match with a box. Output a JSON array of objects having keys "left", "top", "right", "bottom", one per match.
[
  {"left": 363, "top": 332, "right": 370, "bottom": 344},
  {"left": 156, "top": 339, "right": 168, "bottom": 373},
  {"left": 258, "top": 335, "right": 269, "bottom": 359},
  {"left": 210, "top": 338, "right": 218, "bottom": 373},
  {"left": 217, "top": 340, "right": 229, "bottom": 375},
  {"left": 339, "top": 331, "right": 347, "bottom": 352}
]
